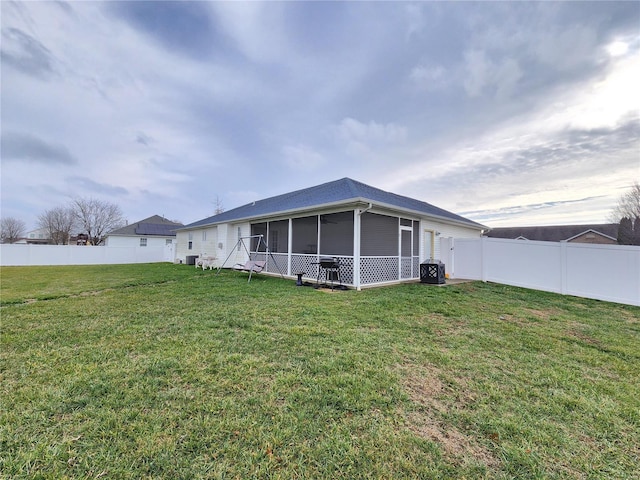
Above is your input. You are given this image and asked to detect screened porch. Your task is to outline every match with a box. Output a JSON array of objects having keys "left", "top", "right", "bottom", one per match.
[{"left": 248, "top": 210, "right": 421, "bottom": 288}]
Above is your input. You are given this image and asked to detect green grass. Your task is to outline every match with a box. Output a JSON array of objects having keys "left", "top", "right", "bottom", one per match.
[{"left": 1, "top": 264, "right": 639, "bottom": 479}]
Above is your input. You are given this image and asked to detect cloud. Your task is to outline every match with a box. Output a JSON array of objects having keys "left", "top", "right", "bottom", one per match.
[
  {"left": 135, "top": 132, "right": 153, "bottom": 146},
  {"left": 0, "top": 27, "right": 56, "bottom": 79},
  {"left": 109, "top": 1, "right": 219, "bottom": 60},
  {"left": 1, "top": 132, "right": 77, "bottom": 165},
  {"left": 282, "top": 144, "right": 325, "bottom": 170},
  {"left": 1, "top": 1, "right": 638, "bottom": 230},
  {"left": 460, "top": 195, "right": 612, "bottom": 226},
  {"left": 462, "top": 50, "right": 523, "bottom": 99},
  {"left": 66, "top": 176, "right": 128, "bottom": 196},
  {"left": 409, "top": 64, "right": 447, "bottom": 90},
  {"left": 337, "top": 118, "right": 407, "bottom": 146}
]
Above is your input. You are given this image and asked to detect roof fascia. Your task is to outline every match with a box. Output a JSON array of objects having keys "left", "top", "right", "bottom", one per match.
[
  {"left": 565, "top": 229, "right": 617, "bottom": 242},
  {"left": 366, "top": 199, "right": 487, "bottom": 231},
  {"left": 178, "top": 199, "right": 369, "bottom": 230}
]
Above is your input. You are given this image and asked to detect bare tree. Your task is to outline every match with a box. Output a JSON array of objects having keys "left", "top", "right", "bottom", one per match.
[
  {"left": 71, "top": 197, "right": 126, "bottom": 246},
  {"left": 609, "top": 181, "right": 640, "bottom": 223},
  {"left": 37, "top": 206, "right": 77, "bottom": 245},
  {"left": 0, "top": 216, "right": 26, "bottom": 244},
  {"left": 213, "top": 195, "right": 225, "bottom": 215}
]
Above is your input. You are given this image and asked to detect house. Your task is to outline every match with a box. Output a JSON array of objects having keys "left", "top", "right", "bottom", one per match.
[
  {"left": 15, "top": 229, "right": 91, "bottom": 245},
  {"left": 485, "top": 224, "right": 618, "bottom": 244},
  {"left": 104, "top": 215, "right": 183, "bottom": 248},
  {"left": 15, "top": 228, "right": 51, "bottom": 245},
  {"left": 176, "top": 178, "right": 486, "bottom": 289}
]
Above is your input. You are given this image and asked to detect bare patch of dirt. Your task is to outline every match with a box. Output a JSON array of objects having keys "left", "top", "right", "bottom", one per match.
[
  {"left": 525, "top": 307, "right": 562, "bottom": 321},
  {"left": 568, "top": 329, "right": 603, "bottom": 347},
  {"left": 406, "top": 412, "right": 498, "bottom": 467},
  {"left": 394, "top": 360, "right": 498, "bottom": 468}
]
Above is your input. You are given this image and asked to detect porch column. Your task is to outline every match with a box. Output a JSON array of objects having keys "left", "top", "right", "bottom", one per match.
[
  {"left": 353, "top": 208, "right": 362, "bottom": 290},
  {"left": 287, "top": 218, "right": 292, "bottom": 276}
]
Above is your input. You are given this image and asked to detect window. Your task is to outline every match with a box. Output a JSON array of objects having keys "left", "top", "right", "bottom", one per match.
[
  {"left": 140, "top": 238, "right": 147, "bottom": 247},
  {"left": 188, "top": 241, "right": 193, "bottom": 250},
  {"left": 188, "top": 233, "right": 193, "bottom": 241},
  {"left": 202, "top": 230, "right": 207, "bottom": 241},
  {"left": 292, "top": 216, "right": 318, "bottom": 254},
  {"left": 166, "top": 239, "right": 172, "bottom": 245}
]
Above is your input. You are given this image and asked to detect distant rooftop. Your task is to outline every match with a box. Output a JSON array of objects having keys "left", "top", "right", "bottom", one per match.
[
  {"left": 486, "top": 224, "right": 618, "bottom": 242},
  {"left": 108, "top": 215, "right": 183, "bottom": 237}
]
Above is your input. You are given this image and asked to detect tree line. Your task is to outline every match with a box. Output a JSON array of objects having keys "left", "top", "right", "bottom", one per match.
[
  {"left": 1, "top": 198, "right": 126, "bottom": 246},
  {"left": 612, "top": 182, "right": 640, "bottom": 245}
]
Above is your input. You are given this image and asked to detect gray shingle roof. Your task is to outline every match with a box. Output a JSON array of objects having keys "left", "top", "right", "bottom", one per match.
[
  {"left": 182, "top": 178, "right": 484, "bottom": 230},
  {"left": 486, "top": 224, "right": 618, "bottom": 242},
  {"left": 108, "top": 215, "right": 183, "bottom": 236}
]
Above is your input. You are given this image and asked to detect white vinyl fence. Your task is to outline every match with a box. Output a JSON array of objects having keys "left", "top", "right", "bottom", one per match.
[
  {"left": 440, "top": 237, "right": 640, "bottom": 306},
  {"left": 0, "top": 243, "right": 174, "bottom": 266}
]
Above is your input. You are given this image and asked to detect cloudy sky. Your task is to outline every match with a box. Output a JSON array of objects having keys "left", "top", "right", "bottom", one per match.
[{"left": 2, "top": 1, "right": 639, "bottom": 231}]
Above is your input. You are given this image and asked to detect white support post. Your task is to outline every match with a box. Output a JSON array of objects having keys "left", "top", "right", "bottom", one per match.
[
  {"left": 287, "top": 218, "right": 293, "bottom": 277},
  {"left": 353, "top": 208, "right": 361, "bottom": 290},
  {"left": 560, "top": 241, "right": 568, "bottom": 295},
  {"left": 481, "top": 236, "right": 488, "bottom": 282}
]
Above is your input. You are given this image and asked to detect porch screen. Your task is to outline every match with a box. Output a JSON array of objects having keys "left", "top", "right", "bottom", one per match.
[
  {"left": 250, "top": 223, "right": 267, "bottom": 251},
  {"left": 361, "top": 212, "right": 398, "bottom": 256},
  {"left": 292, "top": 216, "right": 318, "bottom": 254},
  {"left": 319, "top": 211, "right": 354, "bottom": 256},
  {"left": 268, "top": 220, "right": 288, "bottom": 253}
]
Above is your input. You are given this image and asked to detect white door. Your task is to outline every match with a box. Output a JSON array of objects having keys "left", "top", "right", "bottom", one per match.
[
  {"left": 440, "top": 237, "right": 453, "bottom": 278},
  {"left": 164, "top": 242, "right": 175, "bottom": 262}
]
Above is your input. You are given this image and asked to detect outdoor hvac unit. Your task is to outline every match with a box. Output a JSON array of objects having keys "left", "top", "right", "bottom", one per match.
[{"left": 420, "top": 260, "right": 446, "bottom": 284}]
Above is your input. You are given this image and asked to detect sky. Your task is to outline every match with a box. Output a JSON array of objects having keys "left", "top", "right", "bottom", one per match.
[{"left": 1, "top": 1, "right": 639, "bottom": 231}]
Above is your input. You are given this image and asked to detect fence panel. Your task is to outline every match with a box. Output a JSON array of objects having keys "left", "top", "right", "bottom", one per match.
[
  {"left": 0, "top": 244, "right": 167, "bottom": 266},
  {"left": 564, "top": 243, "right": 640, "bottom": 305},
  {"left": 484, "top": 238, "right": 563, "bottom": 292},
  {"left": 449, "top": 238, "right": 482, "bottom": 280},
  {"left": 450, "top": 238, "right": 639, "bottom": 306}
]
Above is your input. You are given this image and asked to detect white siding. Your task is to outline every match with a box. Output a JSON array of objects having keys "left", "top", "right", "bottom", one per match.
[
  {"left": 420, "top": 221, "right": 482, "bottom": 261},
  {"left": 105, "top": 235, "right": 174, "bottom": 248}
]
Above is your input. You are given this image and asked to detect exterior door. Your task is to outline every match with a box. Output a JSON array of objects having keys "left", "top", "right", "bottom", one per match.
[{"left": 400, "top": 227, "right": 412, "bottom": 279}]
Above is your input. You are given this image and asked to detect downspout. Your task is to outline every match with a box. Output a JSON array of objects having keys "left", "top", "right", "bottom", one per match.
[{"left": 359, "top": 203, "right": 373, "bottom": 216}]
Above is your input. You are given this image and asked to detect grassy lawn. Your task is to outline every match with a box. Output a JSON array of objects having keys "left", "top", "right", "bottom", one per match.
[{"left": 1, "top": 264, "right": 638, "bottom": 479}]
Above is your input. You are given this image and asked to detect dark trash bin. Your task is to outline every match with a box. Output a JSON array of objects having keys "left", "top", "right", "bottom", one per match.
[{"left": 420, "top": 260, "right": 445, "bottom": 284}]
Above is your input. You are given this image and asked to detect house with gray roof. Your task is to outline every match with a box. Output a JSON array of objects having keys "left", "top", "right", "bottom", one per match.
[
  {"left": 485, "top": 224, "right": 618, "bottom": 244},
  {"left": 177, "top": 178, "right": 486, "bottom": 289},
  {"left": 104, "top": 215, "right": 183, "bottom": 248}
]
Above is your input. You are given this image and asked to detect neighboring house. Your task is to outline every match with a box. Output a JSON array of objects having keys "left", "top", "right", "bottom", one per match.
[
  {"left": 485, "top": 224, "right": 619, "bottom": 244},
  {"left": 15, "top": 228, "right": 52, "bottom": 245},
  {"left": 104, "top": 215, "right": 183, "bottom": 248},
  {"left": 176, "top": 178, "right": 486, "bottom": 289}
]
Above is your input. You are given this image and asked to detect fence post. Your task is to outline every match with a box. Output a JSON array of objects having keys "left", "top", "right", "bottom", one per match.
[
  {"left": 481, "top": 236, "right": 488, "bottom": 282},
  {"left": 560, "top": 241, "right": 568, "bottom": 295}
]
